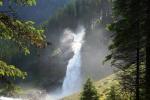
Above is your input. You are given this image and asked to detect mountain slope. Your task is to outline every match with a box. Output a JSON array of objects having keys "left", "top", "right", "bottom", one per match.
[{"left": 62, "top": 74, "right": 118, "bottom": 100}]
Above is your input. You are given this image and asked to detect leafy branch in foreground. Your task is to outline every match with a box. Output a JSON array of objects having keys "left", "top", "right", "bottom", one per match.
[
  {"left": 0, "top": 60, "right": 27, "bottom": 79},
  {"left": 0, "top": 0, "right": 47, "bottom": 93},
  {"left": 0, "top": 14, "right": 46, "bottom": 81},
  {"left": 0, "top": 0, "right": 37, "bottom": 6},
  {"left": 0, "top": 14, "right": 46, "bottom": 55}
]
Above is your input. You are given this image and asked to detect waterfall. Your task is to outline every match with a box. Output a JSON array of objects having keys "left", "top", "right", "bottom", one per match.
[{"left": 62, "top": 26, "right": 86, "bottom": 96}]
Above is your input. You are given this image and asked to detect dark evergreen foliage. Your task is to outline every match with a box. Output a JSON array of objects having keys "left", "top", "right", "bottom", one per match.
[
  {"left": 80, "top": 78, "right": 99, "bottom": 100},
  {"left": 105, "top": 0, "right": 150, "bottom": 99},
  {"left": 106, "top": 86, "right": 121, "bottom": 100}
]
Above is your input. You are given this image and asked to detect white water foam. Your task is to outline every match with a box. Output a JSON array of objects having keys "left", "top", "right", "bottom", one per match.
[
  {"left": 62, "top": 26, "right": 86, "bottom": 97},
  {"left": 0, "top": 97, "right": 23, "bottom": 100}
]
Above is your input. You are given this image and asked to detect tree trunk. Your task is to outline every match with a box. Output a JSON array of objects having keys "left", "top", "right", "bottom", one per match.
[
  {"left": 145, "top": 0, "right": 150, "bottom": 98},
  {"left": 145, "top": 36, "right": 150, "bottom": 99},
  {"left": 136, "top": 47, "right": 140, "bottom": 100}
]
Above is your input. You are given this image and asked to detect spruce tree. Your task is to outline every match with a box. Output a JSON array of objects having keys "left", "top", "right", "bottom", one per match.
[
  {"left": 80, "top": 78, "right": 99, "bottom": 100},
  {"left": 106, "top": 86, "right": 121, "bottom": 100}
]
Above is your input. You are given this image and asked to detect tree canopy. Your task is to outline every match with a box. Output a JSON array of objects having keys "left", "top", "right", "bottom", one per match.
[
  {"left": 0, "top": 0, "right": 46, "bottom": 92},
  {"left": 80, "top": 78, "right": 99, "bottom": 100},
  {"left": 0, "top": 0, "right": 37, "bottom": 6},
  {"left": 105, "top": 0, "right": 150, "bottom": 99}
]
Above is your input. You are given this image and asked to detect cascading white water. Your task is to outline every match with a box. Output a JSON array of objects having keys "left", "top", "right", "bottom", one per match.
[
  {"left": 0, "top": 97, "right": 22, "bottom": 100},
  {"left": 62, "top": 26, "right": 86, "bottom": 96}
]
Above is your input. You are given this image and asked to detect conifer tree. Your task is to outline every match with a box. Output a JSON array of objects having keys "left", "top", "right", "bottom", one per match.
[
  {"left": 106, "top": 86, "right": 121, "bottom": 100},
  {"left": 80, "top": 78, "right": 99, "bottom": 100},
  {"left": 105, "top": 0, "right": 150, "bottom": 99},
  {"left": 105, "top": 0, "right": 144, "bottom": 99}
]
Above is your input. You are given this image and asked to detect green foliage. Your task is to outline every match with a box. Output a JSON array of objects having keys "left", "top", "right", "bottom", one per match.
[
  {"left": 80, "top": 78, "right": 99, "bottom": 100},
  {"left": 106, "top": 86, "right": 121, "bottom": 100},
  {"left": 0, "top": 14, "right": 46, "bottom": 55},
  {"left": 104, "top": 0, "right": 149, "bottom": 99},
  {"left": 0, "top": 60, "right": 27, "bottom": 79},
  {"left": 0, "top": 0, "right": 36, "bottom": 6},
  {"left": 0, "top": 0, "right": 47, "bottom": 93},
  {"left": 0, "top": 0, "right": 2, "bottom": 6}
]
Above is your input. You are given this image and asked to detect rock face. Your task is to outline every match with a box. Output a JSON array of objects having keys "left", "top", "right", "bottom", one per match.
[{"left": 81, "top": 26, "right": 113, "bottom": 81}]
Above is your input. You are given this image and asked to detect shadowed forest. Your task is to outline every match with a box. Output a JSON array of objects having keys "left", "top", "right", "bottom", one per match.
[{"left": 0, "top": 0, "right": 150, "bottom": 100}]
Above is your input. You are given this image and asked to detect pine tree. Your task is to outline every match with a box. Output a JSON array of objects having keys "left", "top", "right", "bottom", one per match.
[
  {"left": 106, "top": 86, "right": 121, "bottom": 100},
  {"left": 80, "top": 78, "right": 99, "bottom": 100}
]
